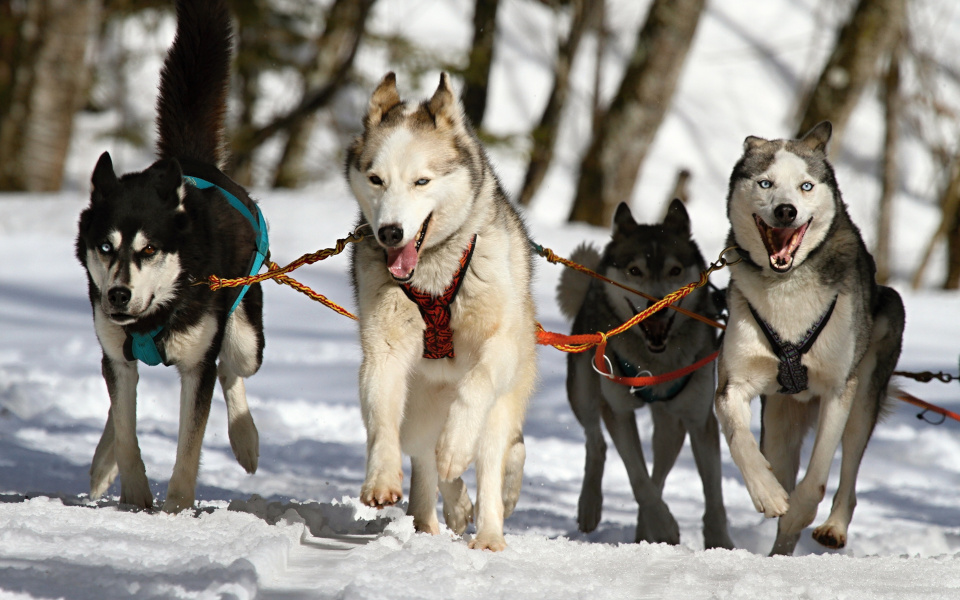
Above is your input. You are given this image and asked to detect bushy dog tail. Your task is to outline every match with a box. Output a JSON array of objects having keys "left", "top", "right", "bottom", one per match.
[
  {"left": 556, "top": 242, "right": 601, "bottom": 321},
  {"left": 155, "top": 0, "right": 232, "bottom": 167}
]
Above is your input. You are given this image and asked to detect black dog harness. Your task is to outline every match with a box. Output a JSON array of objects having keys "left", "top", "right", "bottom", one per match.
[{"left": 748, "top": 296, "right": 837, "bottom": 395}]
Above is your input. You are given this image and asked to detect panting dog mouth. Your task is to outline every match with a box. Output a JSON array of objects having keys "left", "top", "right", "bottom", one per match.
[
  {"left": 626, "top": 298, "right": 674, "bottom": 354},
  {"left": 384, "top": 213, "right": 432, "bottom": 282},
  {"left": 754, "top": 214, "right": 811, "bottom": 273}
]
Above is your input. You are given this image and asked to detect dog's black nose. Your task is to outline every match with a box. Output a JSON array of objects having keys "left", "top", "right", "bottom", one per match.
[
  {"left": 378, "top": 225, "right": 404, "bottom": 246},
  {"left": 108, "top": 287, "right": 131, "bottom": 308},
  {"left": 774, "top": 204, "right": 797, "bottom": 225}
]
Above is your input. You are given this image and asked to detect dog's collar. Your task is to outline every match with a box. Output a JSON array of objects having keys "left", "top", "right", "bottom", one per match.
[
  {"left": 748, "top": 295, "right": 838, "bottom": 394},
  {"left": 613, "top": 351, "right": 692, "bottom": 403},
  {"left": 400, "top": 235, "right": 477, "bottom": 359},
  {"left": 124, "top": 175, "right": 269, "bottom": 366}
]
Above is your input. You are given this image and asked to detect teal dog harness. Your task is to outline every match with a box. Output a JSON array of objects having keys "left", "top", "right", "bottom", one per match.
[{"left": 125, "top": 175, "right": 268, "bottom": 366}]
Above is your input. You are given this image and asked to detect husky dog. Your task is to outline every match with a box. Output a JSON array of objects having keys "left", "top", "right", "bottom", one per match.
[
  {"left": 76, "top": 0, "right": 265, "bottom": 513},
  {"left": 557, "top": 200, "right": 734, "bottom": 549},
  {"left": 714, "top": 121, "right": 904, "bottom": 555},
  {"left": 345, "top": 72, "right": 537, "bottom": 551}
]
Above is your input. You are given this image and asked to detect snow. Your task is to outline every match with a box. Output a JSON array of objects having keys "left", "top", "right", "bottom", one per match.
[{"left": 3, "top": 1, "right": 960, "bottom": 598}]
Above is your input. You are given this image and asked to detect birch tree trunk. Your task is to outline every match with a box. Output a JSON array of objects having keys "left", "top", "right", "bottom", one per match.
[
  {"left": 567, "top": 0, "right": 704, "bottom": 226},
  {"left": 517, "top": 0, "right": 599, "bottom": 206},
  {"left": 795, "top": 0, "right": 905, "bottom": 143},
  {"left": 0, "top": 0, "right": 101, "bottom": 191}
]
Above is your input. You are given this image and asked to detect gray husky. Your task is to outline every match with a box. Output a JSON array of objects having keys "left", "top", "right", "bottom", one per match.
[
  {"left": 557, "top": 200, "right": 734, "bottom": 549},
  {"left": 714, "top": 121, "right": 904, "bottom": 555},
  {"left": 345, "top": 73, "right": 537, "bottom": 551}
]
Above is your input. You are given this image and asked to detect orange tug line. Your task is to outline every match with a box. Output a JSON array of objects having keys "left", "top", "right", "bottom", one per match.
[{"left": 202, "top": 228, "right": 959, "bottom": 422}]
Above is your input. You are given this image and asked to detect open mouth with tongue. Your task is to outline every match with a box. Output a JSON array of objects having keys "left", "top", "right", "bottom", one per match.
[
  {"left": 754, "top": 214, "right": 811, "bottom": 273},
  {"left": 627, "top": 298, "right": 674, "bottom": 354},
  {"left": 384, "top": 214, "right": 432, "bottom": 282}
]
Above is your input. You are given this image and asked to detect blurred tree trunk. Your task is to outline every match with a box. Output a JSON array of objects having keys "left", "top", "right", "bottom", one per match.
[
  {"left": 874, "top": 42, "right": 901, "bottom": 285},
  {"left": 0, "top": 0, "right": 101, "bottom": 191},
  {"left": 461, "top": 0, "right": 499, "bottom": 128},
  {"left": 272, "top": 0, "right": 375, "bottom": 188},
  {"left": 912, "top": 154, "right": 960, "bottom": 290},
  {"left": 794, "top": 0, "right": 905, "bottom": 144},
  {"left": 568, "top": 0, "right": 704, "bottom": 226},
  {"left": 517, "top": 0, "right": 599, "bottom": 206},
  {"left": 229, "top": 0, "right": 374, "bottom": 184}
]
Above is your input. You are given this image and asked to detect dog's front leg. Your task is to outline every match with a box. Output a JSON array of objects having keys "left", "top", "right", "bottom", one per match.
[
  {"left": 163, "top": 358, "right": 217, "bottom": 513},
  {"left": 435, "top": 361, "right": 498, "bottom": 482},
  {"left": 99, "top": 355, "right": 153, "bottom": 509},
  {"left": 359, "top": 345, "right": 419, "bottom": 508},
  {"left": 777, "top": 377, "right": 857, "bottom": 543},
  {"left": 715, "top": 373, "right": 789, "bottom": 518}
]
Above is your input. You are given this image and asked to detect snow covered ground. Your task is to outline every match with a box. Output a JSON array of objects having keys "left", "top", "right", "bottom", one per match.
[{"left": 3, "top": 0, "right": 960, "bottom": 598}]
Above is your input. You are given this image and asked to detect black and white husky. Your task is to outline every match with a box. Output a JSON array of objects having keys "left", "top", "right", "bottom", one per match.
[
  {"left": 557, "top": 200, "right": 733, "bottom": 549},
  {"left": 76, "top": 0, "right": 266, "bottom": 513},
  {"left": 714, "top": 122, "right": 904, "bottom": 555}
]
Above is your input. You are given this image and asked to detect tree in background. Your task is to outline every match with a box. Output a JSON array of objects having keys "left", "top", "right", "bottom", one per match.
[
  {"left": 0, "top": 0, "right": 102, "bottom": 191},
  {"left": 228, "top": 0, "right": 375, "bottom": 186},
  {"left": 517, "top": 0, "right": 600, "bottom": 207},
  {"left": 566, "top": 0, "right": 705, "bottom": 226},
  {"left": 271, "top": 0, "right": 376, "bottom": 188},
  {"left": 461, "top": 0, "right": 499, "bottom": 128}
]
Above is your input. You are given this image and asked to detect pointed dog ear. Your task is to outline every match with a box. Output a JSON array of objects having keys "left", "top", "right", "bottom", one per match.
[
  {"left": 613, "top": 202, "right": 637, "bottom": 232},
  {"left": 662, "top": 198, "right": 691, "bottom": 235},
  {"left": 427, "top": 72, "right": 464, "bottom": 129},
  {"left": 743, "top": 135, "right": 767, "bottom": 152},
  {"left": 365, "top": 72, "right": 401, "bottom": 128},
  {"left": 91, "top": 151, "right": 119, "bottom": 200},
  {"left": 798, "top": 120, "right": 832, "bottom": 153}
]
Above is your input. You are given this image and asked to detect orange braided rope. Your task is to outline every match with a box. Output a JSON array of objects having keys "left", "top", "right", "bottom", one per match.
[
  {"left": 532, "top": 242, "right": 730, "bottom": 331},
  {"left": 534, "top": 246, "right": 739, "bottom": 354},
  {"left": 200, "top": 225, "right": 367, "bottom": 320}
]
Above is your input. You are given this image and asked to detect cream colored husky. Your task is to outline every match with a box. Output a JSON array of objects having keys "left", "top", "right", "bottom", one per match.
[{"left": 345, "top": 72, "right": 537, "bottom": 551}]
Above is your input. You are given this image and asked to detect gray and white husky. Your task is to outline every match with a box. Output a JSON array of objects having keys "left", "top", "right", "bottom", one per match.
[
  {"left": 76, "top": 0, "right": 264, "bottom": 513},
  {"left": 714, "top": 121, "right": 904, "bottom": 555},
  {"left": 557, "top": 200, "right": 734, "bottom": 549},
  {"left": 345, "top": 72, "right": 537, "bottom": 551}
]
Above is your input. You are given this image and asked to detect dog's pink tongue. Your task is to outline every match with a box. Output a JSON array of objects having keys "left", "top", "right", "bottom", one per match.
[{"left": 386, "top": 239, "right": 419, "bottom": 280}]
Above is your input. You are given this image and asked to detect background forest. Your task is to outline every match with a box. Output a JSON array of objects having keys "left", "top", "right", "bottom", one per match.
[{"left": 2, "top": 0, "right": 960, "bottom": 287}]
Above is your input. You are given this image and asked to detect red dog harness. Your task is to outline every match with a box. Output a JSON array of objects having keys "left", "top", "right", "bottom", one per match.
[{"left": 401, "top": 235, "right": 477, "bottom": 359}]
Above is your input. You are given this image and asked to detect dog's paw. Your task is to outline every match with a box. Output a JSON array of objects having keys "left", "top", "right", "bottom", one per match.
[
  {"left": 360, "top": 470, "right": 403, "bottom": 508},
  {"left": 469, "top": 531, "right": 507, "bottom": 552},
  {"left": 744, "top": 469, "right": 790, "bottom": 518},
  {"left": 577, "top": 489, "right": 603, "bottom": 533},
  {"left": 440, "top": 479, "right": 474, "bottom": 535},
  {"left": 637, "top": 500, "right": 680, "bottom": 545},
  {"left": 228, "top": 413, "right": 260, "bottom": 474},
  {"left": 435, "top": 428, "right": 477, "bottom": 482},
  {"left": 118, "top": 473, "right": 153, "bottom": 510},
  {"left": 161, "top": 492, "right": 194, "bottom": 514},
  {"left": 811, "top": 523, "right": 847, "bottom": 549}
]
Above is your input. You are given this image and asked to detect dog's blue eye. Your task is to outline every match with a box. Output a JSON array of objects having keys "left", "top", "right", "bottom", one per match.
[
  {"left": 801, "top": 181, "right": 814, "bottom": 191},
  {"left": 758, "top": 180, "right": 772, "bottom": 189},
  {"left": 415, "top": 178, "right": 430, "bottom": 186},
  {"left": 98, "top": 242, "right": 113, "bottom": 254},
  {"left": 369, "top": 175, "right": 383, "bottom": 186}
]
